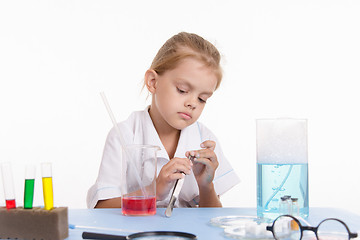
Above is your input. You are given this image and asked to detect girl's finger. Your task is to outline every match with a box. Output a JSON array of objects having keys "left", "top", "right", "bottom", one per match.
[
  {"left": 200, "top": 140, "right": 216, "bottom": 150},
  {"left": 193, "top": 157, "right": 211, "bottom": 167},
  {"left": 194, "top": 157, "right": 218, "bottom": 169},
  {"left": 166, "top": 158, "right": 192, "bottom": 174},
  {"left": 168, "top": 172, "right": 186, "bottom": 181},
  {"left": 171, "top": 163, "right": 192, "bottom": 175},
  {"left": 192, "top": 148, "right": 217, "bottom": 162}
]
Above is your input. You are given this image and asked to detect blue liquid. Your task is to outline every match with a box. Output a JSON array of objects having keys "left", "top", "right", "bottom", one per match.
[{"left": 257, "top": 163, "right": 309, "bottom": 219}]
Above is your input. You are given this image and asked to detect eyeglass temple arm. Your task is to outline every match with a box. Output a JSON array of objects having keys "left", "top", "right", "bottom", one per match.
[{"left": 302, "top": 226, "right": 358, "bottom": 239}]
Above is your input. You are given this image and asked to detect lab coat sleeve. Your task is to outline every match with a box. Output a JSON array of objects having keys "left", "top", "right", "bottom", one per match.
[{"left": 86, "top": 124, "right": 130, "bottom": 208}]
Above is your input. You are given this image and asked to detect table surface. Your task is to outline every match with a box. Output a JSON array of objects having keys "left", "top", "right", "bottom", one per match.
[{"left": 67, "top": 207, "right": 360, "bottom": 240}]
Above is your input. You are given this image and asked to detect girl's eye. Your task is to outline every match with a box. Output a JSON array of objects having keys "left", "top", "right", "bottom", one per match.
[
  {"left": 198, "top": 98, "right": 206, "bottom": 103},
  {"left": 176, "top": 87, "right": 187, "bottom": 94}
]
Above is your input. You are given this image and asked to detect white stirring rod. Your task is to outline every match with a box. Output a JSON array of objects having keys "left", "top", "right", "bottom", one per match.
[
  {"left": 69, "top": 224, "right": 138, "bottom": 233},
  {"left": 100, "top": 92, "right": 147, "bottom": 198},
  {"left": 100, "top": 92, "right": 126, "bottom": 144}
]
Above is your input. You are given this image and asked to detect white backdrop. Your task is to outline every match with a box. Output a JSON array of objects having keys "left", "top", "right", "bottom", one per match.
[{"left": 1, "top": 0, "right": 360, "bottom": 214}]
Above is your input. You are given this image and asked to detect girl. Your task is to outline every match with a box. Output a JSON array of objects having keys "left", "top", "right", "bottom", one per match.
[{"left": 87, "top": 32, "right": 240, "bottom": 208}]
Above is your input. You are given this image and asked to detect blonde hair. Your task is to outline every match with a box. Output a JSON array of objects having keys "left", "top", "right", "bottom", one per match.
[{"left": 149, "top": 32, "right": 223, "bottom": 90}]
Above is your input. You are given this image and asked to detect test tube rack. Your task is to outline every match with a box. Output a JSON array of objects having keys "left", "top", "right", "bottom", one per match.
[{"left": 0, "top": 207, "right": 68, "bottom": 240}]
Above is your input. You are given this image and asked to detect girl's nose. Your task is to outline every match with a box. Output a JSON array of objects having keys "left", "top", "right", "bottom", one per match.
[{"left": 185, "top": 96, "right": 197, "bottom": 109}]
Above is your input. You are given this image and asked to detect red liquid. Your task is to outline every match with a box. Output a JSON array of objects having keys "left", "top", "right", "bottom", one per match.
[
  {"left": 6, "top": 199, "right": 16, "bottom": 210},
  {"left": 122, "top": 196, "right": 156, "bottom": 216}
]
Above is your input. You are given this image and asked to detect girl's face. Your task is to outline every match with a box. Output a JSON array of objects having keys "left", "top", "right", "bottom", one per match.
[{"left": 148, "top": 57, "right": 218, "bottom": 131}]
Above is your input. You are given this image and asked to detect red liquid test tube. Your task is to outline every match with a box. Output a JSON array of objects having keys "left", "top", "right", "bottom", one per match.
[{"left": 1, "top": 162, "right": 17, "bottom": 209}]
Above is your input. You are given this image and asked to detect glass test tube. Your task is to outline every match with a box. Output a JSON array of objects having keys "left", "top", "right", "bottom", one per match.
[
  {"left": 41, "top": 162, "right": 54, "bottom": 210},
  {"left": 285, "top": 196, "right": 292, "bottom": 211},
  {"left": 279, "top": 196, "right": 289, "bottom": 215},
  {"left": 24, "top": 165, "right": 36, "bottom": 209},
  {"left": 291, "top": 198, "right": 299, "bottom": 216},
  {"left": 1, "top": 162, "right": 17, "bottom": 209}
]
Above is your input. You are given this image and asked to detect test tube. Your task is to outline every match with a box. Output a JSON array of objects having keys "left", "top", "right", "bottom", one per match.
[
  {"left": 280, "top": 195, "right": 293, "bottom": 215},
  {"left": 41, "top": 162, "right": 54, "bottom": 210},
  {"left": 290, "top": 198, "right": 300, "bottom": 230},
  {"left": 1, "top": 162, "right": 17, "bottom": 209},
  {"left": 279, "top": 196, "right": 288, "bottom": 215},
  {"left": 24, "top": 165, "right": 36, "bottom": 209},
  {"left": 291, "top": 198, "right": 299, "bottom": 216}
]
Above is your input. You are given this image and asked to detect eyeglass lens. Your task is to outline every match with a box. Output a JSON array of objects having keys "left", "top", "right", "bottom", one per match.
[
  {"left": 273, "top": 216, "right": 301, "bottom": 240},
  {"left": 317, "top": 219, "right": 349, "bottom": 240},
  {"left": 272, "top": 216, "right": 351, "bottom": 240}
]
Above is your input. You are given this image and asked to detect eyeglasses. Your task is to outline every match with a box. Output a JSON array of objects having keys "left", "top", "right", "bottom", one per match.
[{"left": 266, "top": 215, "right": 358, "bottom": 240}]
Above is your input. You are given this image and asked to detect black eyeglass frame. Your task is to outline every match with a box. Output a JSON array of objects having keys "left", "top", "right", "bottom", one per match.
[{"left": 266, "top": 215, "right": 358, "bottom": 240}]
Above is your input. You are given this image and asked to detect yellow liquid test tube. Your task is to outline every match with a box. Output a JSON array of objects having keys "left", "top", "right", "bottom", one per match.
[{"left": 41, "top": 163, "right": 54, "bottom": 210}]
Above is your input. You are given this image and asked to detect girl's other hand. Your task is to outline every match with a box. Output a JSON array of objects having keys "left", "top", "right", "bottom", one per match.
[
  {"left": 186, "top": 140, "right": 219, "bottom": 189},
  {"left": 156, "top": 157, "right": 193, "bottom": 201}
]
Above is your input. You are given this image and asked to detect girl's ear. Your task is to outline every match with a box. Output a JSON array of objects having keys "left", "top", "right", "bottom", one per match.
[{"left": 144, "top": 69, "right": 158, "bottom": 94}]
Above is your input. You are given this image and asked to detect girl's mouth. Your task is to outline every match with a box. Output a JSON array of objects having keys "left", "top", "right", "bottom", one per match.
[{"left": 178, "top": 112, "right": 192, "bottom": 120}]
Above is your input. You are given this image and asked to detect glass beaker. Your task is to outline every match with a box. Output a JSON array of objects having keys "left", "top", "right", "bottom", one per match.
[
  {"left": 121, "top": 144, "right": 160, "bottom": 216},
  {"left": 256, "top": 119, "right": 309, "bottom": 219}
]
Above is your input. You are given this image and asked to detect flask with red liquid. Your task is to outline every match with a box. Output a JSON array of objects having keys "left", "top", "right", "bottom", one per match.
[{"left": 121, "top": 145, "right": 159, "bottom": 216}]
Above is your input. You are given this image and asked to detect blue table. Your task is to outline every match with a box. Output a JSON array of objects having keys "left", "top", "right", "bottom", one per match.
[{"left": 68, "top": 208, "right": 360, "bottom": 239}]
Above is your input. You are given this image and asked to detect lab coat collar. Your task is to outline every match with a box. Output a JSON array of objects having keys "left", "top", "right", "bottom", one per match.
[{"left": 174, "top": 124, "right": 202, "bottom": 159}]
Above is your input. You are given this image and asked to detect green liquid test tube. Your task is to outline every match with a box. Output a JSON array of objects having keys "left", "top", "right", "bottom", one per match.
[{"left": 24, "top": 165, "right": 36, "bottom": 209}]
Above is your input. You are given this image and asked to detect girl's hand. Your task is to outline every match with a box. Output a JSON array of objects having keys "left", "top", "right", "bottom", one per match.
[
  {"left": 186, "top": 140, "right": 219, "bottom": 189},
  {"left": 156, "top": 157, "right": 193, "bottom": 201}
]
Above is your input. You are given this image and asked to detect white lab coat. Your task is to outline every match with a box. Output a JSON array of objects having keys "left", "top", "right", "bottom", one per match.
[{"left": 87, "top": 107, "right": 240, "bottom": 208}]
